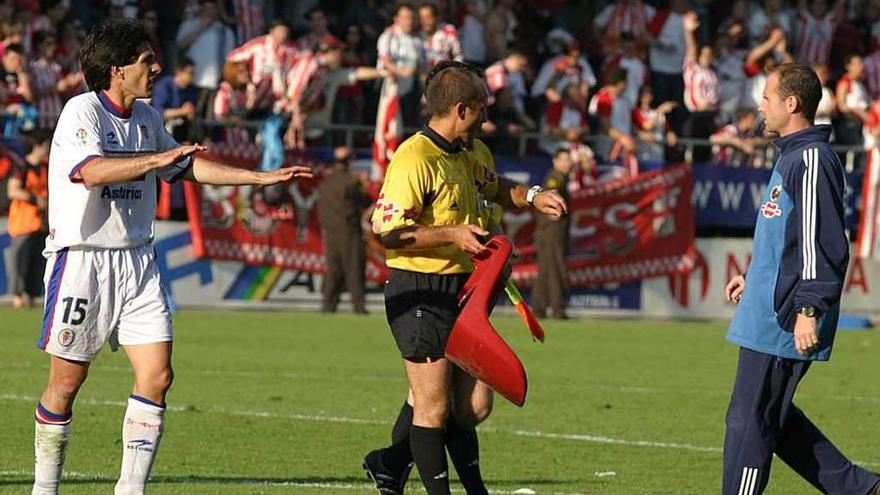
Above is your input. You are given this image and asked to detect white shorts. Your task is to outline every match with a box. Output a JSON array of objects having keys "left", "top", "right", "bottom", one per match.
[{"left": 38, "top": 244, "right": 172, "bottom": 362}]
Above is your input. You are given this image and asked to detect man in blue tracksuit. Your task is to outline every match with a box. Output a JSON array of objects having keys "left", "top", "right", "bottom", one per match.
[{"left": 723, "top": 63, "right": 880, "bottom": 495}]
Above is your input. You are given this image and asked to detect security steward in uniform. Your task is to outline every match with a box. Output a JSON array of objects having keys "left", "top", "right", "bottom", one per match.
[
  {"left": 316, "top": 146, "right": 373, "bottom": 313},
  {"left": 363, "top": 60, "right": 568, "bottom": 495},
  {"left": 532, "top": 148, "right": 573, "bottom": 319}
]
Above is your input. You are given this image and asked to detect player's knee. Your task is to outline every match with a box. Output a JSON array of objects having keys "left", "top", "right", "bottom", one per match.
[
  {"left": 452, "top": 400, "right": 493, "bottom": 428},
  {"left": 48, "top": 369, "right": 87, "bottom": 399},
  {"left": 138, "top": 367, "right": 174, "bottom": 395},
  {"left": 413, "top": 397, "right": 448, "bottom": 427}
]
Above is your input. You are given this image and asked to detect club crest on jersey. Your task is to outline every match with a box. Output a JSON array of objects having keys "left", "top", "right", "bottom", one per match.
[
  {"left": 75, "top": 128, "right": 89, "bottom": 145},
  {"left": 761, "top": 201, "right": 782, "bottom": 218},
  {"left": 382, "top": 202, "right": 400, "bottom": 222},
  {"left": 139, "top": 124, "right": 149, "bottom": 139},
  {"left": 106, "top": 131, "right": 118, "bottom": 144},
  {"left": 770, "top": 185, "right": 782, "bottom": 202},
  {"left": 57, "top": 329, "right": 75, "bottom": 347}
]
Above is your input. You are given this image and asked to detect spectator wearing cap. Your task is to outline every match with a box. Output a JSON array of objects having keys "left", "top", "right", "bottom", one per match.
[
  {"left": 227, "top": 19, "right": 298, "bottom": 115},
  {"left": 682, "top": 11, "right": 719, "bottom": 161},
  {"left": 418, "top": 2, "right": 462, "bottom": 67},
  {"left": 531, "top": 42, "right": 596, "bottom": 104},
  {"left": 376, "top": 4, "right": 424, "bottom": 125},
  {"left": 593, "top": 0, "right": 656, "bottom": 56},
  {"left": 6, "top": 130, "right": 50, "bottom": 309},
  {"left": 646, "top": 0, "right": 689, "bottom": 133},
  {"left": 151, "top": 56, "right": 199, "bottom": 143},
  {"left": 283, "top": 35, "right": 385, "bottom": 149},
  {"left": 177, "top": 0, "right": 237, "bottom": 115},
  {"left": 296, "top": 7, "right": 331, "bottom": 52}
]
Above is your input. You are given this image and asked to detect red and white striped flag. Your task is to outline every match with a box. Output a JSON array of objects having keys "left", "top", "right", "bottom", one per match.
[
  {"left": 372, "top": 78, "right": 402, "bottom": 179},
  {"left": 856, "top": 147, "right": 880, "bottom": 260}
]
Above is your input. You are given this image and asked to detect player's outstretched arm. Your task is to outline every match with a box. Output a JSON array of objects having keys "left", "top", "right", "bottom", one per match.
[
  {"left": 185, "top": 156, "right": 313, "bottom": 185},
  {"left": 77, "top": 144, "right": 206, "bottom": 187}
]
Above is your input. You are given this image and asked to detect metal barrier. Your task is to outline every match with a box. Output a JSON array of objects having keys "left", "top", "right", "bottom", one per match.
[{"left": 199, "top": 119, "right": 867, "bottom": 172}]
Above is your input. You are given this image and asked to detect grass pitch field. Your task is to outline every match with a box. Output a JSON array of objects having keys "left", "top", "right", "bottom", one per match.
[{"left": 0, "top": 308, "right": 877, "bottom": 495}]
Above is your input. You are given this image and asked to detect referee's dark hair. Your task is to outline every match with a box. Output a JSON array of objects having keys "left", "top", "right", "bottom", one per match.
[
  {"left": 772, "top": 63, "right": 822, "bottom": 122},
  {"left": 424, "top": 60, "right": 486, "bottom": 117},
  {"left": 80, "top": 18, "right": 151, "bottom": 91}
]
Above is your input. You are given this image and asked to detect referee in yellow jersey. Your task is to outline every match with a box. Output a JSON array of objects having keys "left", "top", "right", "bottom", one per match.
[{"left": 363, "top": 61, "right": 567, "bottom": 495}]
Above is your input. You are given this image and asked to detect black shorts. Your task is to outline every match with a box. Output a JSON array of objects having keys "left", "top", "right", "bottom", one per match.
[{"left": 385, "top": 268, "right": 470, "bottom": 361}]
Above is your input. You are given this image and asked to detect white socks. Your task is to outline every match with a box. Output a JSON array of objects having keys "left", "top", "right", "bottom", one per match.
[
  {"left": 32, "top": 404, "right": 72, "bottom": 495},
  {"left": 114, "top": 395, "right": 166, "bottom": 495}
]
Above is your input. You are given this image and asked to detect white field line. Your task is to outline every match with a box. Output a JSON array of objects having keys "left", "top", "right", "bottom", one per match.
[
  {"left": 2, "top": 393, "right": 878, "bottom": 469},
  {"left": 6, "top": 362, "right": 880, "bottom": 404},
  {"left": 0, "top": 469, "right": 592, "bottom": 495}
]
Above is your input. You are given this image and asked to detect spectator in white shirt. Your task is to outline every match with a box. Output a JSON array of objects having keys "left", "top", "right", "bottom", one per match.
[
  {"left": 646, "top": 0, "right": 690, "bottom": 133},
  {"left": 813, "top": 64, "right": 836, "bottom": 128},
  {"left": 531, "top": 43, "right": 596, "bottom": 103},
  {"left": 376, "top": 3, "right": 424, "bottom": 125},
  {"left": 835, "top": 54, "right": 870, "bottom": 147},
  {"left": 176, "top": 0, "right": 236, "bottom": 112}
]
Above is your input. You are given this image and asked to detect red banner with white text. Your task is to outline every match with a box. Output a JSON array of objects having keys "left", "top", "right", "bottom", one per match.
[{"left": 186, "top": 150, "right": 696, "bottom": 287}]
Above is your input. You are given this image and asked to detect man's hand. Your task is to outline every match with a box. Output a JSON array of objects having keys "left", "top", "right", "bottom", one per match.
[
  {"left": 450, "top": 225, "right": 488, "bottom": 255},
  {"left": 725, "top": 275, "right": 745, "bottom": 303},
  {"left": 533, "top": 190, "right": 568, "bottom": 220},
  {"left": 155, "top": 143, "right": 208, "bottom": 168},
  {"left": 255, "top": 165, "right": 314, "bottom": 186},
  {"left": 181, "top": 101, "right": 196, "bottom": 120},
  {"left": 284, "top": 113, "right": 306, "bottom": 150},
  {"left": 793, "top": 314, "right": 819, "bottom": 356}
]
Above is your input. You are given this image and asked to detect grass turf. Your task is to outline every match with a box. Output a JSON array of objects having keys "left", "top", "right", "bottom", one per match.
[{"left": 0, "top": 308, "right": 877, "bottom": 494}]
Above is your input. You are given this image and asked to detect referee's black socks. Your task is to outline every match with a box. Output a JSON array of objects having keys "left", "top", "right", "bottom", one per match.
[
  {"left": 381, "top": 401, "right": 414, "bottom": 473},
  {"left": 446, "top": 418, "right": 488, "bottom": 495},
  {"left": 410, "top": 425, "right": 450, "bottom": 494}
]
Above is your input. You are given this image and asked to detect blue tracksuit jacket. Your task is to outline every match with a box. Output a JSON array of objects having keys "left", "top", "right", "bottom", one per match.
[{"left": 726, "top": 125, "right": 849, "bottom": 361}]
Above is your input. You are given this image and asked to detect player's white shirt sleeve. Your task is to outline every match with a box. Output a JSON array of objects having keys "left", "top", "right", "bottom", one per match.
[{"left": 45, "top": 92, "right": 190, "bottom": 253}]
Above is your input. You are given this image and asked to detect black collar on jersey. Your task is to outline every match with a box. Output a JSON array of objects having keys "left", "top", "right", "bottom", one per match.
[
  {"left": 422, "top": 124, "right": 467, "bottom": 154},
  {"left": 772, "top": 124, "right": 832, "bottom": 152},
  {"left": 97, "top": 90, "right": 132, "bottom": 119}
]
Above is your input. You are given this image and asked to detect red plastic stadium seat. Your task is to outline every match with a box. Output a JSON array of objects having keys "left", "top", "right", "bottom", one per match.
[{"left": 445, "top": 236, "right": 528, "bottom": 407}]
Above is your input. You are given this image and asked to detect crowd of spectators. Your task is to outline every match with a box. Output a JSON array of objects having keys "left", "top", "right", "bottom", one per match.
[{"left": 0, "top": 0, "right": 876, "bottom": 172}]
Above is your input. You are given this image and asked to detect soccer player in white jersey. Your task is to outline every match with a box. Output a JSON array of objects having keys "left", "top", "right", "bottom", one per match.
[{"left": 30, "top": 18, "right": 312, "bottom": 495}]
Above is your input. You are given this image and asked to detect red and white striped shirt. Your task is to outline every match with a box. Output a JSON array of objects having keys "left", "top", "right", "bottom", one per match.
[
  {"left": 422, "top": 23, "right": 462, "bottom": 66},
  {"left": 863, "top": 51, "right": 880, "bottom": 100},
  {"left": 29, "top": 58, "right": 63, "bottom": 130},
  {"left": 285, "top": 51, "right": 327, "bottom": 113},
  {"left": 231, "top": 0, "right": 265, "bottom": 45},
  {"left": 683, "top": 61, "right": 720, "bottom": 112},
  {"left": 795, "top": 8, "right": 841, "bottom": 66},
  {"left": 837, "top": 74, "right": 870, "bottom": 114},
  {"left": 227, "top": 34, "right": 299, "bottom": 110},
  {"left": 589, "top": 86, "right": 617, "bottom": 119},
  {"left": 213, "top": 81, "right": 251, "bottom": 144},
  {"left": 594, "top": 1, "right": 656, "bottom": 48}
]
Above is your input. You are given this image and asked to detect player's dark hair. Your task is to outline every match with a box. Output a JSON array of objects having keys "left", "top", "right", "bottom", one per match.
[
  {"left": 269, "top": 18, "right": 290, "bottom": 31},
  {"left": 735, "top": 107, "right": 756, "bottom": 121},
  {"left": 81, "top": 18, "right": 151, "bottom": 91},
  {"left": 4, "top": 42, "right": 23, "bottom": 55},
  {"left": 772, "top": 63, "right": 822, "bottom": 122},
  {"left": 553, "top": 147, "right": 570, "bottom": 160},
  {"left": 424, "top": 60, "right": 486, "bottom": 117},
  {"left": 844, "top": 54, "right": 861, "bottom": 67}
]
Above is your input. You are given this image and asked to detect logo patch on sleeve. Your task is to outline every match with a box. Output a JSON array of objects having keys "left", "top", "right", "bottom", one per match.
[
  {"left": 761, "top": 201, "right": 782, "bottom": 218},
  {"left": 382, "top": 202, "right": 400, "bottom": 222},
  {"left": 75, "top": 128, "right": 89, "bottom": 145}
]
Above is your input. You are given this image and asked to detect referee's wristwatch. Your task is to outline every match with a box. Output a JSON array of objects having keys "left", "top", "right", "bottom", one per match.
[
  {"left": 797, "top": 306, "right": 818, "bottom": 318},
  {"left": 526, "top": 185, "right": 544, "bottom": 205}
]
